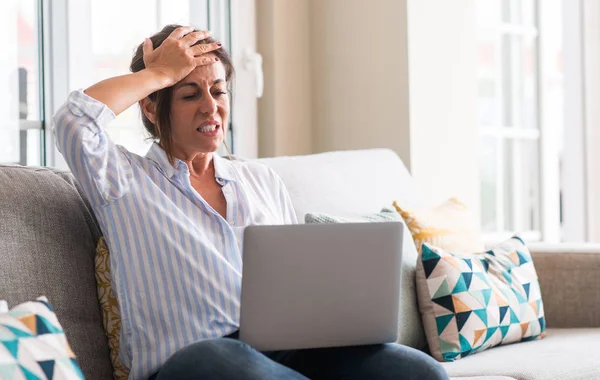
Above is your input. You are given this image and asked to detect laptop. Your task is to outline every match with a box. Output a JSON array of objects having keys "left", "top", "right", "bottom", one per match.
[{"left": 238, "top": 221, "right": 404, "bottom": 351}]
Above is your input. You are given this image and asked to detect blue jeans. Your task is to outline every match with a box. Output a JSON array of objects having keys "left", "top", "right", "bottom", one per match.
[{"left": 149, "top": 333, "right": 448, "bottom": 380}]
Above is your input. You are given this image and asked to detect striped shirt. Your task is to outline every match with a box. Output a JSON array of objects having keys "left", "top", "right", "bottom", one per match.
[{"left": 52, "top": 90, "right": 298, "bottom": 379}]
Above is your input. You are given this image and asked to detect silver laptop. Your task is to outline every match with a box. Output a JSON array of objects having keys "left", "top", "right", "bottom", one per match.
[{"left": 239, "top": 221, "right": 403, "bottom": 351}]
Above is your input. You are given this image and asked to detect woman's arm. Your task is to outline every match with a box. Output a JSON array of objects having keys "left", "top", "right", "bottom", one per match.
[
  {"left": 84, "top": 26, "right": 221, "bottom": 115},
  {"left": 83, "top": 69, "right": 170, "bottom": 116}
]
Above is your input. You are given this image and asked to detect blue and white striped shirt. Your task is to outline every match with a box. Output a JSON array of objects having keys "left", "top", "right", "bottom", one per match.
[{"left": 53, "top": 90, "right": 298, "bottom": 379}]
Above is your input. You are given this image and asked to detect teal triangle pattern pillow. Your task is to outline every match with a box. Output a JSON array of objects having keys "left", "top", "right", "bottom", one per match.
[
  {"left": 0, "top": 296, "right": 85, "bottom": 379},
  {"left": 416, "top": 236, "right": 546, "bottom": 362}
]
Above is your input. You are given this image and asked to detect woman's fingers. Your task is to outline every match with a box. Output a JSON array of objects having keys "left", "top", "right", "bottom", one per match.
[
  {"left": 142, "top": 38, "right": 153, "bottom": 55},
  {"left": 181, "top": 30, "right": 212, "bottom": 47},
  {"left": 195, "top": 56, "right": 219, "bottom": 67},
  {"left": 191, "top": 42, "right": 222, "bottom": 57}
]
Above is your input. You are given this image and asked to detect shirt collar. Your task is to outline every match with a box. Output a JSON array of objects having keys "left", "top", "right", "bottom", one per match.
[
  {"left": 145, "top": 142, "right": 236, "bottom": 182},
  {"left": 212, "top": 153, "right": 236, "bottom": 183}
]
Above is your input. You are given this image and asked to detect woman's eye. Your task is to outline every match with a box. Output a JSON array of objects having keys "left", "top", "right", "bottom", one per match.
[
  {"left": 182, "top": 94, "right": 197, "bottom": 100},
  {"left": 213, "top": 91, "right": 227, "bottom": 97}
]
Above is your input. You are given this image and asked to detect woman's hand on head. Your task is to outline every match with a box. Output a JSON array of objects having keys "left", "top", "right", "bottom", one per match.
[{"left": 143, "top": 26, "right": 221, "bottom": 87}]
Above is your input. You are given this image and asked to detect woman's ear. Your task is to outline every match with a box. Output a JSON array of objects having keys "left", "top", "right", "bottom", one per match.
[{"left": 140, "top": 97, "right": 157, "bottom": 124}]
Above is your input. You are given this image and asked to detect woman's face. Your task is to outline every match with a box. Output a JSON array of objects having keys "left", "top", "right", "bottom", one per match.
[{"left": 169, "top": 55, "right": 229, "bottom": 156}]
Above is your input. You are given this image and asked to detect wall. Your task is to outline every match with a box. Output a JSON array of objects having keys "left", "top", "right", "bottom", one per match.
[
  {"left": 256, "top": 0, "right": 480, "bottom": 212},
  {"left": 256, "top": 0, "right": 313, "bottom": 157},
  {"left": 310, "top": 0, "right": 412, "bottom": 167}
]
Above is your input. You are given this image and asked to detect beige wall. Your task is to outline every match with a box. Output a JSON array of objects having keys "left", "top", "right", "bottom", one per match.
[
  {"left": 256, "top": 0, "right": 479, "bottom": 212},
  {"left": 256, "top": 0, "right": 313, "bottom": 157},
  {"left": 310, "top": 0, "right": 412, "bottom": 167}
]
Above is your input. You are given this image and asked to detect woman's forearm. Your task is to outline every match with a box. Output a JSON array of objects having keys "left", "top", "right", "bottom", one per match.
[{"left": 84, "top": 68, "right": 170, "bottom": 116}]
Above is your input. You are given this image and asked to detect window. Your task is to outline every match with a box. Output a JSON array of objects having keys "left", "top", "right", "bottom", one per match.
[
  {"left": 1, "top": 0, "right": 45, "bottom": 165},
  {"left": 476, "top": 0, "right": 563, "bottom": 242}
]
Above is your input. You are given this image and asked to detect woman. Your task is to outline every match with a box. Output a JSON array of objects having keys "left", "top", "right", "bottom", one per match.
[{"left": 53, "top": 24, "right": 448, "bottom": 380}]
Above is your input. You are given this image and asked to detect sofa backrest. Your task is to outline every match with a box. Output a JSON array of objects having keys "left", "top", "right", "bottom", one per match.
[
  {"left": 257, "top": 149, "right": 421, "bottom": 222},
  {"left": 0, "top": 165, "right": 113, "bottom": 380}
]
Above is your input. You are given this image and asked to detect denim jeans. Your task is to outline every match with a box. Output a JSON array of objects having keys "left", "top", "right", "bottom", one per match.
[{"left": 148, "top": 332, "right": 448, "bottom": 380}]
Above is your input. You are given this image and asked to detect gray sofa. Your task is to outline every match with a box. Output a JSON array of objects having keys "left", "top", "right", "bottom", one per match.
[{"left": 1, "top": 149, "right": 599, "bottom": 380}]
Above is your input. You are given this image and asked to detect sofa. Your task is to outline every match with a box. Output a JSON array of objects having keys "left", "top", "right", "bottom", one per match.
[{"left": 1, "top": 148, "right": 599, "bottom": 380}]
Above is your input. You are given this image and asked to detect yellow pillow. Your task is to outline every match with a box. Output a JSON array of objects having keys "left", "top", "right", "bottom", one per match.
[
  {"left": 95, "top": 237, "right": 130, "bottom": 380},
  {"left": 393, "top": 198, "right": 484, "bottom": 254}
]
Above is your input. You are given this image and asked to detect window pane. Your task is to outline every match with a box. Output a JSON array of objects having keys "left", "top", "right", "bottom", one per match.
[
  {"left": 502, "top": 35, "right": 537, "bottom": 129},
  {"left": 521, "top": 0, "right": 536, "bottom": 27},
  {"left": 0, "top": 0, "right": 42, "bottom": 164},
  {"left": 476, "top": 0, "right": 502, "bottom": 28},
  {"left": 503, "top": 0, "right": 536, "bottom": 26},
  {"left": 503, "top": 139, "right": 540, "bottom": 232},
  {"left": 88, "top": 0, "right": 165, "bottom": 156},
  {"left": 158, "top": 0, "right": 191, "bottom": 26},
  {"left": 477, "top": 31, "right": 502, "bottom": 127},
  {"left": 481, "top": 136, "right": 499, "bottom": 232},
  {"left": 18, "top": 0, "right": 41, "bottom": 122}
]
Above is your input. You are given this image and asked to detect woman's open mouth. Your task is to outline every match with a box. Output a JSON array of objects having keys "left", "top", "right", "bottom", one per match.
[{"left": 196, "top": 124, "right": 220, "bottom": 136}]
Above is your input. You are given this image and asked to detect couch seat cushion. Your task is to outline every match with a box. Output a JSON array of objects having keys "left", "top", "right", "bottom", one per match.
[{"left": 442, "top": 328, "right": 600, "bottom": 380}]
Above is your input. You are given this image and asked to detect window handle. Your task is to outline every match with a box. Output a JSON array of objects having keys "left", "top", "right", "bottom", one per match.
[{"left": 243, "top": 47, "right": 264, "bottom": 98}]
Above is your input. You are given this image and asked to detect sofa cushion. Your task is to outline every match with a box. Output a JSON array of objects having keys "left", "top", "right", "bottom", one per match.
[
  {"left": 304, "top": 208, "right": 427, "bottom": 350},
  {"left": 417, "top": 237, "right": 546, "bottom": 361},
  {"left": 95, "top": 237, "right": 129, "bottom": 380},
  {"left": 443, "top": 328, "right": 600, "bottom": 379},
  {"left": 0, "top": 165, "right": 113, "bottom": 380},
  {"left": 0, "top": 296, "right": 85, "bottom": 379},
  {"left": 394, "top": 198, "right": 484, "bottom": 254},
  {"left": 257, "top": 149, "right": 421, "bottom": 223}
]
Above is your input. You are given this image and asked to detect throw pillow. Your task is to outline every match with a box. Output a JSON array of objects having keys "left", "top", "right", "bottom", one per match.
[
  {"left": 416, "top": 236, "right": 546, "bottom": 362},
  {"left": 0, "top": 296, "right": 85, "bottom": 379},
  {"left": 393, "top": 198, "right": 484, "bottom": 254},
  {"left": 95, "top": 237, "right": 129, "bottom": 380},
  {"left": 304, "top": 207, "right": 427, "bottom": 350}
]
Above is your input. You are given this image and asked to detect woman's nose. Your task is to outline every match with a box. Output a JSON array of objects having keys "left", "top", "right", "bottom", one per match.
[{"left": 199, "top": 94, "right": 217, "bottom": 115}]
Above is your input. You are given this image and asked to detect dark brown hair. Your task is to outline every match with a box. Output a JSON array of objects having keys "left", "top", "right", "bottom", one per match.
[{"left": 130, "top": 24, "right": 234, "bottom": 165}]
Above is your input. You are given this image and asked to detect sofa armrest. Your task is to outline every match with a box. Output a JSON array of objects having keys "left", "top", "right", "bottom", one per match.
[{"left": 529, "top": 243, "right": 600, "bottom": 328}]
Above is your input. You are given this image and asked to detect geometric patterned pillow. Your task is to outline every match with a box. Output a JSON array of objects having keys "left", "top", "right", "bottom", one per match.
[
  {"left": 393, "top": 198, "right": 485, "bottom": 254},
  {"left": 416, "top": 236, "right": 546, "bottom": 362},
  {"left": 0, "top": 296, "right": 85, "bottom": 379},
  {"left": 95, "top": 237, "right": 129, "bottom": 380}
]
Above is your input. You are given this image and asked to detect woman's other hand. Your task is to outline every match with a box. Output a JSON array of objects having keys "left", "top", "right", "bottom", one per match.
[{"left": 143, "top": 26, "right": 222, "bottom": 87}]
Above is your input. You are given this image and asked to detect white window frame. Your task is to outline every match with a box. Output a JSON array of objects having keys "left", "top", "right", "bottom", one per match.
[
  {"left": 478, "top": 0, "right": 561, "bottom": 244},
  {"left": 1, "top": 0, "right": 47, "bottom": 166}
]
